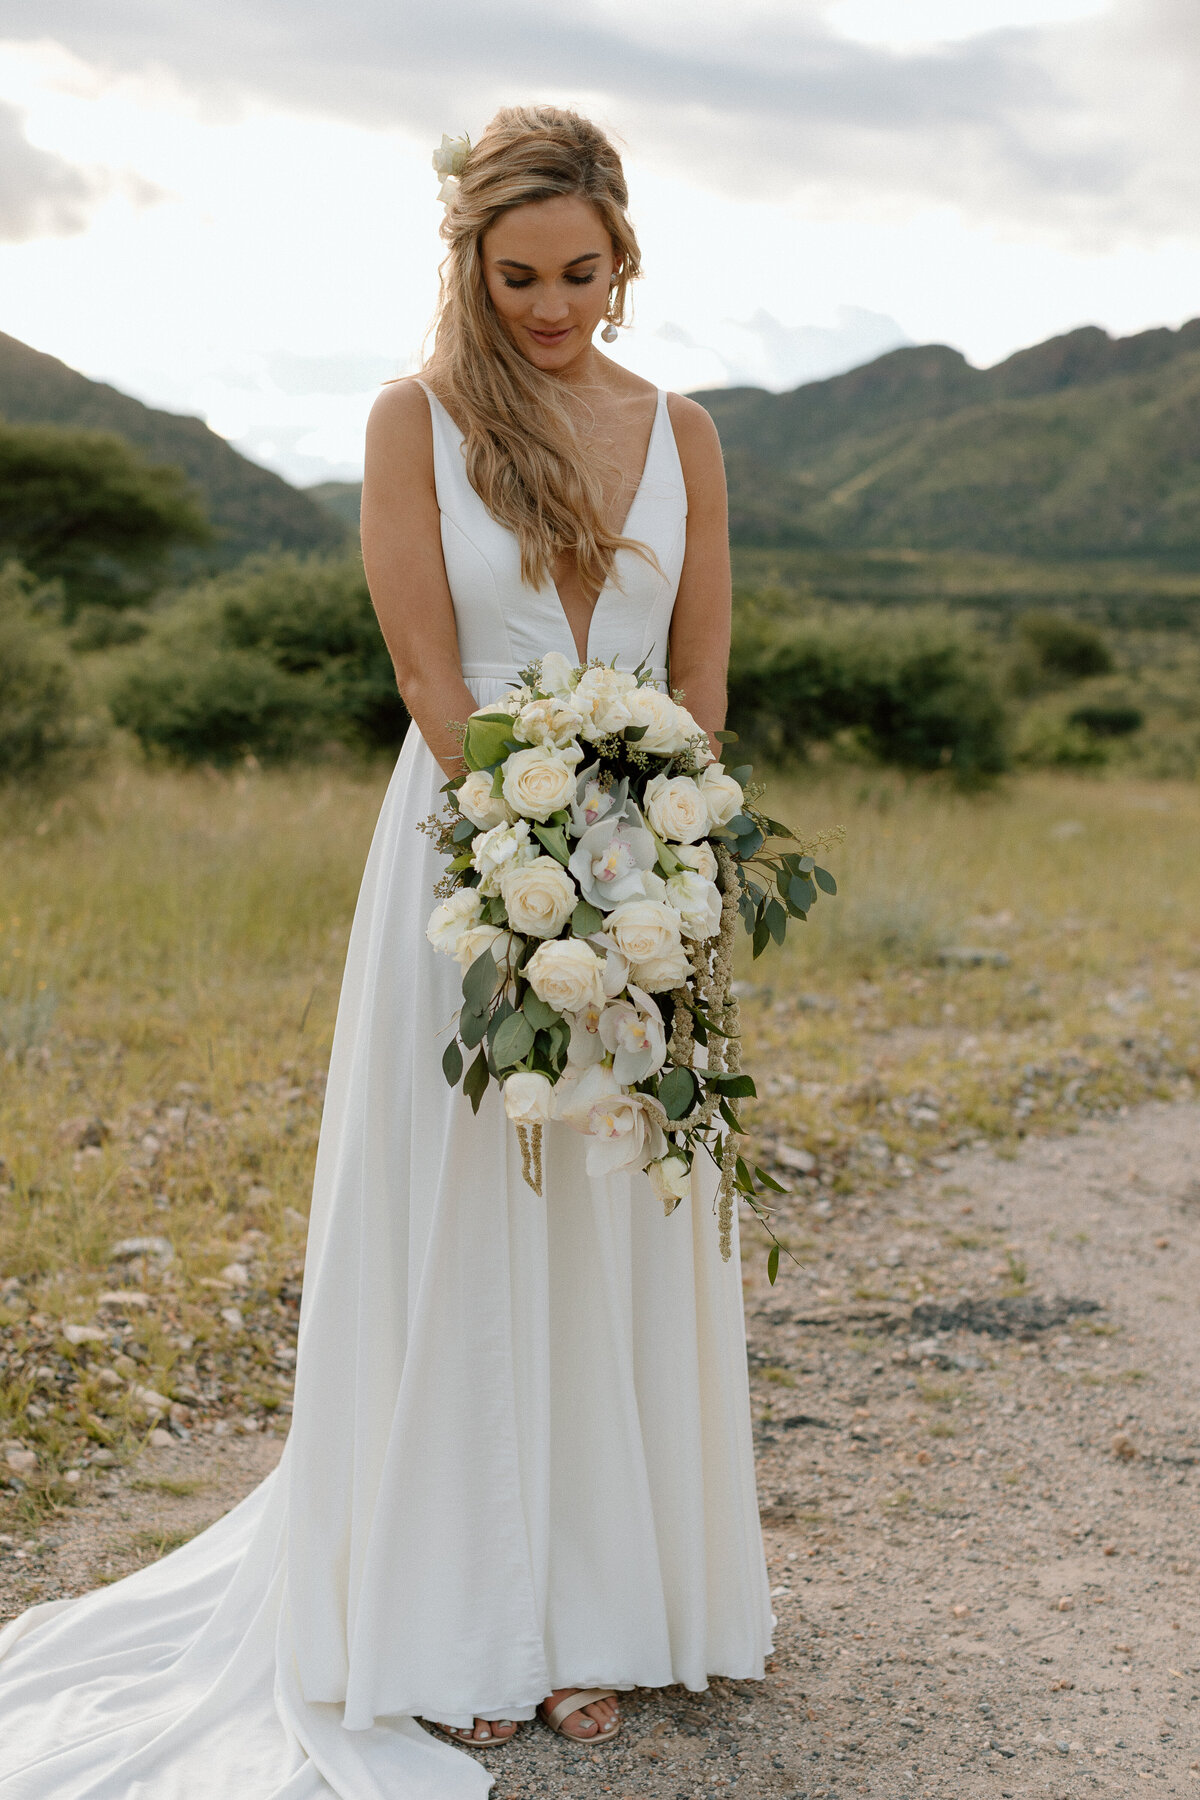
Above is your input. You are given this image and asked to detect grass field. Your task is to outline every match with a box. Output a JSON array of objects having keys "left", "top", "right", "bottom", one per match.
[{"left": 2, "top": 759, "right": 1198, "bottom": 1524}]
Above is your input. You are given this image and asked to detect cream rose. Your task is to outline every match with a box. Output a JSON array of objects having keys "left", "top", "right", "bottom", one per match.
[
  {"left": 623, "top": 686, "right": 692, "bottom": 754},
  {"left": 502, "top": 747, "right": 579, "bottom": 821},
  {"left": 499, "top": 855, "right": 577, "bottom": 938},
  {"left": 452, "top": 922, "right": 522, "bottom": 973},
  {"left": 573, "top": 665, "right": 636, "bottom": 738},
  {"left": 605, "top": 897, "right": 684, "bottom": 969},
  {"left": 502, "top": 1070, "right": 555, "bottom": 1125},
  {"left": 513, "top": 695, "right": 585, "bottom": 750},
  {"left": 674, "top": 840, "right": 718, "bottom": 883},
  {"left": 697, "top": 763, "right": 745, "bottom": 829},
  {"left": 425, "top": 886, "right": 483, "bottom": 956},
  {"left": 525, "top": 938, "right": 607, "bottom": 1014},
  {"left": 471, "top": 818, "right": 537, "bottom": 895},
  {"left": 642, "top": 772, "right": 710, "bottom": 844},
  {"left": 664, "top": 869, "right": 722, "bottom": 941},
  {"left": 456, "top": 770, "right": 511, "bottom": 831},
  {"left": 629, "top": 939, "right": 691, "bottom": 991},
  {"left": 647, "top": 1151, "right": 691, "bottom": 1214}
]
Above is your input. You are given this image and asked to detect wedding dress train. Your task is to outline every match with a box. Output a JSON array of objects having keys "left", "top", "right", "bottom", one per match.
[{"left": 0, "top": 385, "right": 772, "bottom": 1797}]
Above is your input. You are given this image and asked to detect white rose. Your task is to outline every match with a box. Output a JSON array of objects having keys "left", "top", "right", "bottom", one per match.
[
  {"left": 499, "top": 856, "right": 577, "bottom": 938},
  {"left": 453, "top": 922, "right": 522, "bottom": 972},
  {"left": 647, "top": 1152, "right": 691, "bottom": 1214},
  {"left": 629, "top": 940, "right": 691, "bottom": 991},
  {"left": 623, "top": 686, "right": 692, "bottom": 754},
  {"left": 573, "top": 665, "right": 636, "bottom": 738},
  {"left": 513, "top": 695, "right": 585, "bottom": 750},
  {"left": 697, "top": 763, "right": 744, "bottom": 829},
  {"left": 605, "top": 898, "right": 684, "bottom": 969},
  {"left": 425, "top": 886, "right": 483, "bottom": 956},
  {"left": 456, "top": 770, "right": 511, "bottom": 831},
  {"left": 664, "top": 869, "right": 722, "bottom": 941},
  {"left": 472, "top": 818, "right": 537, "bottom": 895},
  {"left": 675, "top": 840, "right": 718, "bottom": 883},
  {"left": 597, "top": 988, "right": 668, "bottom": 1084},
  {"left": 502, "top": 747, "right": 580, "bottom": 821},
  {"left": 554, "top": 1063, "right": 668, "bottom": 1176},
  {"left": 642, "top": 772, "right": 710, "bottom": 844},
  {"left": 525, "top": 938, "right": 607, "bottom": 1014},
  {"left": 502, "top": 1070, "right": 555, "bottom": 1125},
  {"left": 538, "top": 650, "right": 579, "bottom": 697}
]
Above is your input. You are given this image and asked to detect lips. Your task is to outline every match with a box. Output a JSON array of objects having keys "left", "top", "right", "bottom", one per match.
[{"left": 526, "top": 326, "right": 572, "bottom": 346}]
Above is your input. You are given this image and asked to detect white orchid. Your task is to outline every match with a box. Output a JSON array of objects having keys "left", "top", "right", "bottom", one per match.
[
  {"left": 432, "top": 132, "right": 470, "bottom": 204},
  {"left": 597, "top": 986, "right": 668, "bottom": 1084},
  {"left": 567, "top": 799, "right": 658, "bottom": 912},
  {"left": 568, "top": 764, "right": 623, "bottom": 838},
  {"left": 554, "top": 1063, "right": 668, "bottom": 1176},
  {"left": 537, "top": 650, "right": 579, "bottom": 697}
]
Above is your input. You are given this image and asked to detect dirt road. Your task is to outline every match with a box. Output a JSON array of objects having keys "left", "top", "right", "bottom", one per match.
[{"left": 3, "top": 1099, "right": 1197, "bottom": 1797}]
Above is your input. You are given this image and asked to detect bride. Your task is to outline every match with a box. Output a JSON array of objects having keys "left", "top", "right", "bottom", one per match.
[{"left": 0, "top": 104, "right": 771, "bottom": 1797}]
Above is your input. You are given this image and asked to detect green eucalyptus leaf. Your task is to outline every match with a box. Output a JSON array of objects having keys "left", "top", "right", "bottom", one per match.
[
  {"left": 707, "top": 1072, "right": 757, "bottom": 1098},
  {"left": 463, "top": 1048, "right": 490, "bottom": 1113},
  {"left": 714, "top": 728, "right": 739, "bottom": 743},
  {"left": 571, "top": 899, "right": 604, "bottom": 936},
  {"left": 814, "top": 865, "right": 837, "bottom": 895},
  {"left": 623, "top": 723, "right": 649, "bottom": 742},
  {"left": 523, "top": 992, "right": 562, "bottom": 1031},
  {"left": 441, "top": 1038, "right": 464, "bottom": 1086},
  {"left": 657, "top": 1065, "right": 697, "bottom": 1120},
  {"left": 752, "top": 915, "right": 770, "bottom": 959},
  {"left": 462, "top": 947, "right": 500, "bottom": 1013},
  {"left": 491, "top": 1009, "right": 535, "bottom": 1068},
  {"left": 534, "top": 823, "right": 571, "bottom": 865},
  {"left": 490, "top": 765, "right": 506, "bottom": 798},
  {"left": 459, "top": 1006, "right": 489, "bottom": 1050},
  {"left": 754, "top": 1164, "right": 787, "bottom": 1194},
  {"left": 765, "top": 898, "right": 788, "bottom": 945},
  {"left": 767, "top": 1243, "right": 780, "bottom": 1286},
  {"left": 718, "top": 1097, "right": 741, "bottom": 1131}
]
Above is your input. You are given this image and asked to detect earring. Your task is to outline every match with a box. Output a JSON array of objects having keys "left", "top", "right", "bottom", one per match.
[{"left": 601, "top": 320, "right": 618, "bottom": 343}]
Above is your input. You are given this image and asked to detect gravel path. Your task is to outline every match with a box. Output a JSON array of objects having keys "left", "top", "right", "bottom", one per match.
[{"left": 3, "top": 1099, "right": 1197, "bottom": 1797}]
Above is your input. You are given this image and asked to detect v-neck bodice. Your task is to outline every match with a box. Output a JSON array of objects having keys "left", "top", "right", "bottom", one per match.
[{"left": 419, "top": 381, "right": 687, "bottom": 686}]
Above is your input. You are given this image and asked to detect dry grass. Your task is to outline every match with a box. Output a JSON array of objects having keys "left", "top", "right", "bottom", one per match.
[{"left": 1, "top": 758, "right": 1199, "bottom": 1521}]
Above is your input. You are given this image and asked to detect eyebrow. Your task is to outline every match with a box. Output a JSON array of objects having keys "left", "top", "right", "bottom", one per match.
[{"left": 494, "top": 251, "right": 603, "bottom": 272}]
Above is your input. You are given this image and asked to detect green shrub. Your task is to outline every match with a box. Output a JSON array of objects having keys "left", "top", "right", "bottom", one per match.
[
  {"left": 727, "top": 604, "right": 1009, "bottom": 782},
  {"left": 0, "top": 563, "right": 101, "bottom": 783},
  {"left": 108, "top": 552, "right": 407, "bottom": 764},
  {"left": 1068, "top": 702, "right": 1144, "bottom": 738},
  {"left": 1016, "top": 611, "right": 1114, "bottom": 681}
]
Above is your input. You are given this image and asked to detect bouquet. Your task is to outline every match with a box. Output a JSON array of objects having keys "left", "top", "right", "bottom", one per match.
[{"left": 422, "top": 652, "right": 836, "bottom": 1275}]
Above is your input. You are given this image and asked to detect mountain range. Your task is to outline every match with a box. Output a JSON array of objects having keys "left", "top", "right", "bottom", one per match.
[{"left": 0, "top": 331, "right": 345, "bottom": 565}]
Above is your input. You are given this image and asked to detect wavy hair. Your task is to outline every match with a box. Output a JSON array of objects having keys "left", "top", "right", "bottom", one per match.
[{"left": 423, "top": 105, "right": 648, "bottom": 594}]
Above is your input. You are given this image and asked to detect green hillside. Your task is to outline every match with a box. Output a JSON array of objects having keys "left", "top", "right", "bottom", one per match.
[
  {"left": 0, "top": 331, "right": 346, "bottom": 565},
  {"left": 696, "top": 318, "right": 1200, "bottom": 559}
]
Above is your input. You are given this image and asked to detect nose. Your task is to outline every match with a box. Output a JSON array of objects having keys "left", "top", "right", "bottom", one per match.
[{"left": 530, "top": 287, "right": 570, "bottom": 323}]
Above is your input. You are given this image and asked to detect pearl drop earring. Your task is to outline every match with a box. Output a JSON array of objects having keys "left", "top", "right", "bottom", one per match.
[{"left": 601, "top": 273, "right": 619, "bottom": 342}]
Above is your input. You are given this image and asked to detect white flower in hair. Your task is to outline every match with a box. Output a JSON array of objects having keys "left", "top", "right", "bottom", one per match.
[{"left": 432, "top": 132, "right": 470, "bottom": 204}]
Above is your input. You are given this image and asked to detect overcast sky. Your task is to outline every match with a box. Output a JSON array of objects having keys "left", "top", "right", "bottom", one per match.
[{"left": 1, "top": 0, "right": 1198, "bottom": 483}]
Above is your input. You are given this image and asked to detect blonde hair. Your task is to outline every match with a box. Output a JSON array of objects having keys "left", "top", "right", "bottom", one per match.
[{"left": 424, "top": 105, "right": 647, "bottom": 594}]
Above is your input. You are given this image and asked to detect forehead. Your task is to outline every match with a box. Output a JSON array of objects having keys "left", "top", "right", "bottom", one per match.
[{"left": 482, "top": 194, "right": 610, "bottom": 268}]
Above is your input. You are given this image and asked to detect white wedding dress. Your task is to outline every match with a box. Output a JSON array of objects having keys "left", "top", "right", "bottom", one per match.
[{"left": 0, "top": 385, "right": 772, "bottom": 1797}]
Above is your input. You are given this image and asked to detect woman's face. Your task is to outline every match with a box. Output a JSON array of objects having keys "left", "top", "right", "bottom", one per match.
[{"left": 482, "top": 194, "right": 619, "bottom": 372}]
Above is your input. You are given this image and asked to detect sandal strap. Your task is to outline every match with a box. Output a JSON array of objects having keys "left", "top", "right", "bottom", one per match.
[{"left": 543, "top": 1688, "right": 618, "bottom": 1733}]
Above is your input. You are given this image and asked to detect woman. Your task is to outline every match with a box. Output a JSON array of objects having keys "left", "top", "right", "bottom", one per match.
[{"left": 0, "top": 105, "right": 771, "bottom": 1797}]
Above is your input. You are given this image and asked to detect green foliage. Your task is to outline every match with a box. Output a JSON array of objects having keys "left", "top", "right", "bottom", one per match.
[
  {"left": 1016, "top": 611, "right": 1114, "bottom": 681},
  {"left": 728, "top": 603, "right": 1009, "bottom": 781},
  {"left": 1068, "top": 702, "right": 1144, "bottom": 738},
  {"left": 0, "top": 422, "right": 211, "bottom": 614},
  {"left": 108, "top": 552, "right": 407, "bottom": 765},
  {"left": 0, "top": 563, "right": 101, "bottom": 783}
]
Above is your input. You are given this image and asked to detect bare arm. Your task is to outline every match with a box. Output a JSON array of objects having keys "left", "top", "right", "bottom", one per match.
[
  {"left": 360, "top": 379, "right": 476, "bottom": 779},
  {"left": 665, "top": 394, "right": 731, "bottom": 758}
]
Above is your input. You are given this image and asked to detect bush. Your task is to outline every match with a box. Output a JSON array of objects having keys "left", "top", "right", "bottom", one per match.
[
  {"left": 108, "top": 551, "right": 407, "bottom": 764},
  {"left": 0, "top": 563, "right": 101, "bottom": 783},
  {"left": 727, "top": 604, "right": 1009, "bottom": 782},
  {"left": 1068, "top": 702, "right": 1144, "bottom": 738},
  {"left": 1016, "top": 611, "right": 1114, "bottom": 682}
]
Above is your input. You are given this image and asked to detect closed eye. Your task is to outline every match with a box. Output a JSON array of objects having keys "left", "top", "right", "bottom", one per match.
[{"left": 501, "top": 273, "right": 597, "bottom": 289}]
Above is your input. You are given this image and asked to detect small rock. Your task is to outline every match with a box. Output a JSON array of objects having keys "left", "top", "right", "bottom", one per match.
[
  {"left": 1115, "top": 1640, "right": 1133, "bottom": 1654},
  {"left": 96, "top": 1291, "right": 150, "bottom": 1311},
  {"left": 938, "top": 947, "right": 1012, "bottom": 969},
  {"left": 219, "top": 1262, "right": 250, "bottom": 1288},
  {"left": 220, "top": 1306, "right": 245, "bottom": 1331},
  {"left": 1056, "top": 1740, "right": 1070, "bottom": 1755},
  {"left": 63, "top": 1468, "right": 81, "bottom": 1486},
  {"left": 1103, "top": 1542, "right": 1119, "bottom": 1556},
  {"left": 147, "top": 1428, "right": 174, "bottom": 1449},
  {"left": 5, "top": 1449, "right": 37, "bottom": 1474},
  {"left": 62, "top": 1323, "right": 107, "bottom": 1346},
  {"left": 130, "top": 1385, "right": 170, "bottom": 1417},
  {"left": 90, "top": 1448, "right": 117, "bottom": 1467},
  {"left": 1111, "top": 1433, "right": 1138, "bottom": 1460},
  {"left": 774, "top": 1143, "right": 817, "bottom": 1175},
  {"left": 952, "top": 1604, "right": 971, "bottom": 1618},
  {"left": 283, "top": 1208, "right": 307, "bottom": 1231},
  {"left": 97, "top": 1368, "right": 123, "bottom": 1390},
  {"left": 1056, "top": 1596, "right": 1074, "bottom": 1612},
  {"left": 109, "top": 1236, "right": 173, "bottom": 1264}
]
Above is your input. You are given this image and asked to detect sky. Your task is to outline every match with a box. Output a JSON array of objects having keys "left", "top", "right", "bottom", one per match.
[{"left": 1, "top": 0, "right": 1199, "bottom": 484}]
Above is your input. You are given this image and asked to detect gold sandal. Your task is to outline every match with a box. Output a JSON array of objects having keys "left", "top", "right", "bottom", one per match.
[{"left": 537, "top": 1688, "right": 621, "bottom": 1742}]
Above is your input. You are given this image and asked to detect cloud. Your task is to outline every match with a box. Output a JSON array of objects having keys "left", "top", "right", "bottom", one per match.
[
  {"left": 659, "top": 305, "right": 912, "bottom": 390},
  {"left": 2, "top": 0, "right": 1198, "bottom": 245},
  {"left": 0, "top": 98, "right": 103, "bottom": 241}
]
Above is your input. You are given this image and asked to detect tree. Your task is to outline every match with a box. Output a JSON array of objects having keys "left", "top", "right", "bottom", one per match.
[{"left": 0, "top": 422, "right": 211, "bottom": 614}]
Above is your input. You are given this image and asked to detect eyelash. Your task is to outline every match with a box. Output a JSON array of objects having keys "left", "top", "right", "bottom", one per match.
[{"left": 501, "top": 273, "right": 597, "bottom": 289}]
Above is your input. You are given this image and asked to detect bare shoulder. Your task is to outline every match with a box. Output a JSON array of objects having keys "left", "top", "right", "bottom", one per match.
[
  {"left": 364, "top": 376, "right": 434, "bottom": 480},
  {"left": 665, "top": 392, "right": 725, "bottom": 493}
]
